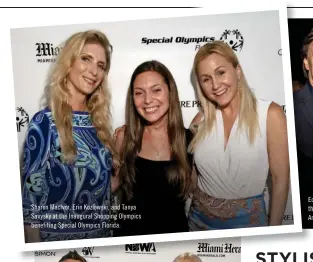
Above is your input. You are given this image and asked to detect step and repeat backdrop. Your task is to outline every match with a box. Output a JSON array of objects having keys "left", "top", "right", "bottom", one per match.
[
  {"left": 11, "top": 10, "right": 293, "bottom": 226},
  {"left": 33, "top": 238, "right": 241, "bottom": 262}
]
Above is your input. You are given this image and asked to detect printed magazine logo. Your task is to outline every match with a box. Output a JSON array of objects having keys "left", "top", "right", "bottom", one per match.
[
  {"left": 125, "top": 243, "right": 157, "bottom": 255},
  {"left": 34, "top": 251, "right": 56, "bottom": 257},
  {"left": 220, "top": 29, "right": 244, "bottom": 52},
  {"left": 196, "top": 242, "right": 241, "bottom": 258},
  {"left": 35, "top": 42, "right": 62, "bottom": 63},
  {"left": 81, "top": 247, "right": 100, "bottom": 259},
  {"left": 16, "top": 107, "right": 29, "bottom": 132}
]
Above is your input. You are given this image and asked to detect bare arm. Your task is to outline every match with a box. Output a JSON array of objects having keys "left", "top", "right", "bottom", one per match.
[
  {"left": 190, "top": 164, "right": 198, "bottom": 195},
  {"left": 111, "top": 125, "right": 126, "bottom": 193},
  {"left": 267, "top": 102, "right": 290, "bottom": 226},
  {"left": 188, "top": 111, "right": 203, "bottom": 194}
]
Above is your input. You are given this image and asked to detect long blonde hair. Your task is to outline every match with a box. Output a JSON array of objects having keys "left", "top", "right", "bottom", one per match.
[
  {"left": 119, "top": 60, "right": 191, "bottom": 201},
  {"left": 188, "top": 41, "right": 259, "bottom": 153},
  {"left": 44, "top": 30, "right": 118, "bottom": 165}
]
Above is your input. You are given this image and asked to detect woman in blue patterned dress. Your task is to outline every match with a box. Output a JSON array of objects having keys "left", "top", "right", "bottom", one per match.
[{"left": 21, "top": 30, "right": 118, "bottom": 242}]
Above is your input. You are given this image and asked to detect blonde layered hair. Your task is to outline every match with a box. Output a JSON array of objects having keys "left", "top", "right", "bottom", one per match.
[
  {"left": 44, "top": 30, "right": 118, "bottom": 165},
  {"left": 188, "top": 41, "right": 259, "bottom": 153},
  {"left": 173, "top": 253, "right": 202, "bottom": 262}
]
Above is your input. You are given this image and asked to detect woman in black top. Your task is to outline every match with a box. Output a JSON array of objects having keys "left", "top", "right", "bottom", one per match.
[{"left": 112, "top": 60, "right": 193, "bottom": 236}]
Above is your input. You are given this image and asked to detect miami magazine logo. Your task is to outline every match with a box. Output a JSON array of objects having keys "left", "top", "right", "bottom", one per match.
[
  {"left": 125, "top": 243, "right": 156, "bottom": 254},
  {"left": 220, "top": 29, "right": 244, "bottom": 52},
  {"left": 35, "top": 42, "right": 62, "bottom": 63},
  {"left": 16, "top": 107, "right": 29, "bottom": 132}
]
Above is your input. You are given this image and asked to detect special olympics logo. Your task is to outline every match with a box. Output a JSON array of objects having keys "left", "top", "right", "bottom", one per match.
[
  {"left": 220, "top": 29, "right": 244, "bottom": 52},
  {"left": 16, "top": 107, "right": 29, "bottom": 132}
]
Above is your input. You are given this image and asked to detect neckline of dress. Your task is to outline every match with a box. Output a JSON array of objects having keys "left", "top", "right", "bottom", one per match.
[
  {"left": 137, "top": 155, "right": 172, "bottom": 163},
  {"left": 217, "top": 109, "right": 239, "bottom": 152}
]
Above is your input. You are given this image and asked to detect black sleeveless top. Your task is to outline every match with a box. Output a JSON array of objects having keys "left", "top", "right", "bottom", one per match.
[{"left": 115, "top": 129, "right": 193, "bottom": 236}]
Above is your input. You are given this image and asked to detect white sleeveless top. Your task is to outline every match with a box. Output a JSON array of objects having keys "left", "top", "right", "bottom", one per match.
[{"left": 194, "top": 99, "right": 271, "bottom": 199}]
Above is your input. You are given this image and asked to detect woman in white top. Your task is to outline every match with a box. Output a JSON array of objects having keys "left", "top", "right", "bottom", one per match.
[{"left": 187, "top": 41, "right": 289, "bottom": 229}]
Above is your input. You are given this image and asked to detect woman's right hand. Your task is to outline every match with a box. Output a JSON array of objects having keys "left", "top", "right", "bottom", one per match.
[
  {"left": 113, "top": 125, "right": 126, "bottom": 142},
  {"left": 111, "top": 175, "right": 120, "bottom": 193}
]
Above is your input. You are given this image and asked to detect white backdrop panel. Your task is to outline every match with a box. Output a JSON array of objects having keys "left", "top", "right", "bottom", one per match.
[{"left": 10, "top": 10, "right": 293, "bottom": 227}]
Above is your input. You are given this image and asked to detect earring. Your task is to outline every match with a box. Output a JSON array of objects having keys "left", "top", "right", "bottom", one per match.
[
  {"left": 64, "top": 78, "right": 67, "bottom": 84},
  {"left": 237, "top": 81, "right": 242, "bottom": 93}
]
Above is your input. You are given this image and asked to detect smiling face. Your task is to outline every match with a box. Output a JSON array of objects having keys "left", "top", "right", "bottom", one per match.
[
  {"left": 132, "top": 70, "right": 170, "bottom": 124},
  {"left": 67, "top": 43, "right": 107, "bottom": 99},
  {"left": 197, "top": 52, "right": 241, "bottom": 108}
]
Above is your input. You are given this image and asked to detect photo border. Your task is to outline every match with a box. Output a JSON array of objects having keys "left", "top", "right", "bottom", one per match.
[{"left": 9, "top": 4, "right": 302, "bottom": 252}]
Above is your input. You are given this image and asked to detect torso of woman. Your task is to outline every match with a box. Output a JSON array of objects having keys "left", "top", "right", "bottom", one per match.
[
  {"left": 188, "top": 99, "right": 271, "bottom": 230},
  {"left": 194, "top": 99, "right": 271, "bottom": 199},
  {"left": 22, "top": 108, "right": 113, "bottom": 241},
  {"left": 116, "top": 129, "right": 192, "bottom": 236}
]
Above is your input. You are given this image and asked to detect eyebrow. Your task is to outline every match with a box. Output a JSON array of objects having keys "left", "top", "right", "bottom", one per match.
[
  {"left": 134, "top": 84, "right": 163, "bottom": 89},
  {"left": 199, "top": 66, "right": 226, "bottom": 77},
  {"left": 81, "top": 53, "right": 106, "bottom": 65},
  {"left": 214, "top": 65, "right": 226, "bottom": 71}
]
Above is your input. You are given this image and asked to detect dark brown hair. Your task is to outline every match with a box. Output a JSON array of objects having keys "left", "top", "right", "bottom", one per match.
[
  {"left": 119, "top": 60, "right": 191, "bottom": 200},
  {"left": 59, "top": 250, "right": 86, "bottom": 262},
  {"left": 301, "top": 28, "right": 313, "bottom": 79}
]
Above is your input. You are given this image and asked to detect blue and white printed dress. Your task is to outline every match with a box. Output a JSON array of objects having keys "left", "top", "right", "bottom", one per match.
[{"left": 21, "top": 108, "right": 113, "bottom": 242}]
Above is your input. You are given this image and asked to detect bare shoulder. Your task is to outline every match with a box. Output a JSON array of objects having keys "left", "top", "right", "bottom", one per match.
[
  {"left": 266, "top": 102, "right": 287, "bottom": 134},
  {"left": 267, "top": 102, "right": 286, "bottom": 122}
]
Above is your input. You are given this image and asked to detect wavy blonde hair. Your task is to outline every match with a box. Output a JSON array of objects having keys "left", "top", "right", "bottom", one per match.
[
  {"left": 43, "top": 30, "right": 118, "bottom": 165},
  {"left": 188, "top": 41, "right": 259, "bottom": 153}
]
